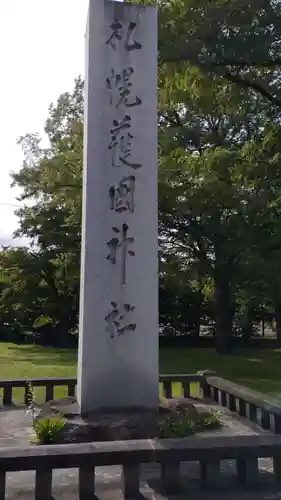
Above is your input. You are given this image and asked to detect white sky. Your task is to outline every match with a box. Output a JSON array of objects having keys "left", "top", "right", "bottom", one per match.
[{"left": 0, "top": 0, "right": 88, "bottom": 245}]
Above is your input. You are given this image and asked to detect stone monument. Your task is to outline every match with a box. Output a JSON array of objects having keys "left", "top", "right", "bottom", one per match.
[{"left": 77, "top": 0, "right": 158, "bottom": 414}]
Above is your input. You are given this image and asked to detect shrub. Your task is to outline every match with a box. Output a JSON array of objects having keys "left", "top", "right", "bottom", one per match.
[
  {"left": 159, "top": 409, "right": 222, "bottom": 438},
  {"left": 202, "top": 410, "right": 222, "bottom": 431},
  {"left": 25, "top": 381, "right": 40, "bottom": 425},
  {"left": 33, "top": 416, "right": 65, "bottom": 444},
  {"left": 26, "top": 381, "right": 65, "bottom": 444}
]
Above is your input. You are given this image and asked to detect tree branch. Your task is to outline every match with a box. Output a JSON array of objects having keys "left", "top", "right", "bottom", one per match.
[
  {"left": 162, "top": 51, "right": 281, "bottom": 109},
  {"left": 30, "top": 252, "right": 61, "bottom": 299},
  {"left": 212, "top": 58, "right": 281, "bottom": 68},
  {"left": 224, "top": 71, "right": 281, "bottom": 108},
  {"left": 164, "top": 47, "right": 281, "bottom": 69}
]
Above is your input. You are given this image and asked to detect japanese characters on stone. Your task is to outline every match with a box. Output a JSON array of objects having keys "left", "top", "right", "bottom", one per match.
[
  {"left": 106, "top": 68, "right": 142, "bottom": 108},
  {"left": 108, "top": 116, "right": 142, "bottom": 169},
  {"left": 106, "top": 223, "right": 135, "bottom": 285},
  {"left": 105, "top": 21, "right": 142, "bottom": 52},
  {"left": 105, "top": 302, "right": 136, "bottom": 340},
  {"left": 109, "top": 176, "right": 135, "bottom": 213},
  {"left": 104, "top": 18, "right": 143, "bottom": 339}
]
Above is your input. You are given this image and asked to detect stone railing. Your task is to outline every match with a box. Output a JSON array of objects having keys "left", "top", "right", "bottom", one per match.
[
  {"left": 1, "top": 434, "right": 281, "bottom": 498},
  {"left": 2, "top": 373, "right": 281, "bottom": 496},
  {"left": 160, "top": 373, "right": 203, "bottom": 398},
  {"left": 0, "top": 377, "right": 77, "bottom": 406},
  {"left": 204, "top": 374, "right": 281, "bottom": 434},
  {"left": 2, "top": 372, "right": 281, "bottom": 436},
  {"left": 0, "top": 374, "right": 203, "bottom": 406}
]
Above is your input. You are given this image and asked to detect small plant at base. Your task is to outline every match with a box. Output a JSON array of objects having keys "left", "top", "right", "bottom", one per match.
[
  {"left": 25, "top": 381, "right": 39, "bottom": 426},
  {"left": 25, "top": 381, "right": 65, "bottom": 444},
  {"left": 160, "top": 414, "right": 196, "bottom": 438},
  {"left": 202, "top": 410, "right": 222, "bottom": 430},
  {"left": 34, "top": 416, "right": 66, "bottom": 445},
  {"left": 159, "top": 409, "right": 222, "bottom": 438}
]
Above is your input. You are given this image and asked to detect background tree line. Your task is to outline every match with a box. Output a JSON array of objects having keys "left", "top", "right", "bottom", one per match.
[{"left": 1, "top": 0, "right": 281, "bottom": 353}]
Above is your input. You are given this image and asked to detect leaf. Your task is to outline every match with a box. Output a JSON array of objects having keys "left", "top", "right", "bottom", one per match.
[{"left": 33, "top": 316, "right": 53, "bottom": 328}]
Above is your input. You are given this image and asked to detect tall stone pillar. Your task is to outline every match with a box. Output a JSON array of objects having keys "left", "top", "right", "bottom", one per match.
[{"left": 77, "top": 0, "right": 158, "bottom": 414}]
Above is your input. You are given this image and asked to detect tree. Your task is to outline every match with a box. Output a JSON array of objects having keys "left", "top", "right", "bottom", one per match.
[
  {"left": 156, "top": 0, "right": 281, "bottom": 351},
  {"left": 159, "top": 253, "right": 210, "bottom": 339},
  {"left": 6, "top": 0, "right": 281, "bottom": 353},
  {"left": 158, "top": 0, "right": 281, "bottom": 110},
  {"left": 240, "top": 125, "right": 281, "bottom": 340},
  {"left": 0, "top": 247, "right": 46, "bottom": 340},
  {"left": 7, "top": 78, "right": 84, "bottom": 344}
]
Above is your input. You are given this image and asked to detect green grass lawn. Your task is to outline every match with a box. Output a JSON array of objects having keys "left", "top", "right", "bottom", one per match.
[
  {"left": 161, "top": 347, "right": 281, "bottom": 399},
  {"left": 0, "top": 343, "right": 281, "bottom": 403}
]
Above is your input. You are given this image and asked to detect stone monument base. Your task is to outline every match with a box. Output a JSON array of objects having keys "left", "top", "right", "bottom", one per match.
[{"left": 36, "top": 396, "right": 209, "bottom": 444}]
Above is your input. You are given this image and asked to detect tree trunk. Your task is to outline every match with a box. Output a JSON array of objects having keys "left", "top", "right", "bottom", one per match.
[
  {"left": 190, "top": 297, "right": 202, "bottom": 340},
  {"left": 242, "top": 304, "right": 254, "bottom": 340},
  {"left": 214, "top": 274, "right": 233, "bottom": 354},
  {"left": 190, "top": 317, "right": 200, "bottom": 340},
  {"left": 261, "top": 313, "right": 265, "bottom": 337},
  {"left": 275, "top": 302, "right": 281, "bottom": 341}
]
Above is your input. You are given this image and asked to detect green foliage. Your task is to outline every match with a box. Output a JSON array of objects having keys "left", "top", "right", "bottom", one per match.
[
  {"left": 160, "top": 414, "right": 196, "bottom": 438},
  {"left": 33, "top": 316, "right": 53, "bottom": 329},
  {"left": 202, "top": 411, "right": 223, "bottom": 430},
  {"left": 3, "top": 1, "right": 281, "bottom": 352},
  {"left": 26, "top": 381, "right": 37, "bottom": 426},
  {"left": 0, "top": 78, "right": 83, "bottom": 345},
  {"left": 33, "top": 416, "right": 65, "bottom": 445},
  {"left": 156, "top": 0, "right": 281, "bottom": 351},
  {"left": 159, "top": 409, "right": 222, "bottom": 438},
  {"left": 157, "top": 0, "right": 281, "bottom": 111},
  {"left": 25, "top": 380, "right": 65, "bottom": 444}
]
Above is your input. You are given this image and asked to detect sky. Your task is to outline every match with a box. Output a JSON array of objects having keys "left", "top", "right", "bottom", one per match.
[{"left": 0, "top": 0, "right": 88, "bottom": 246}]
